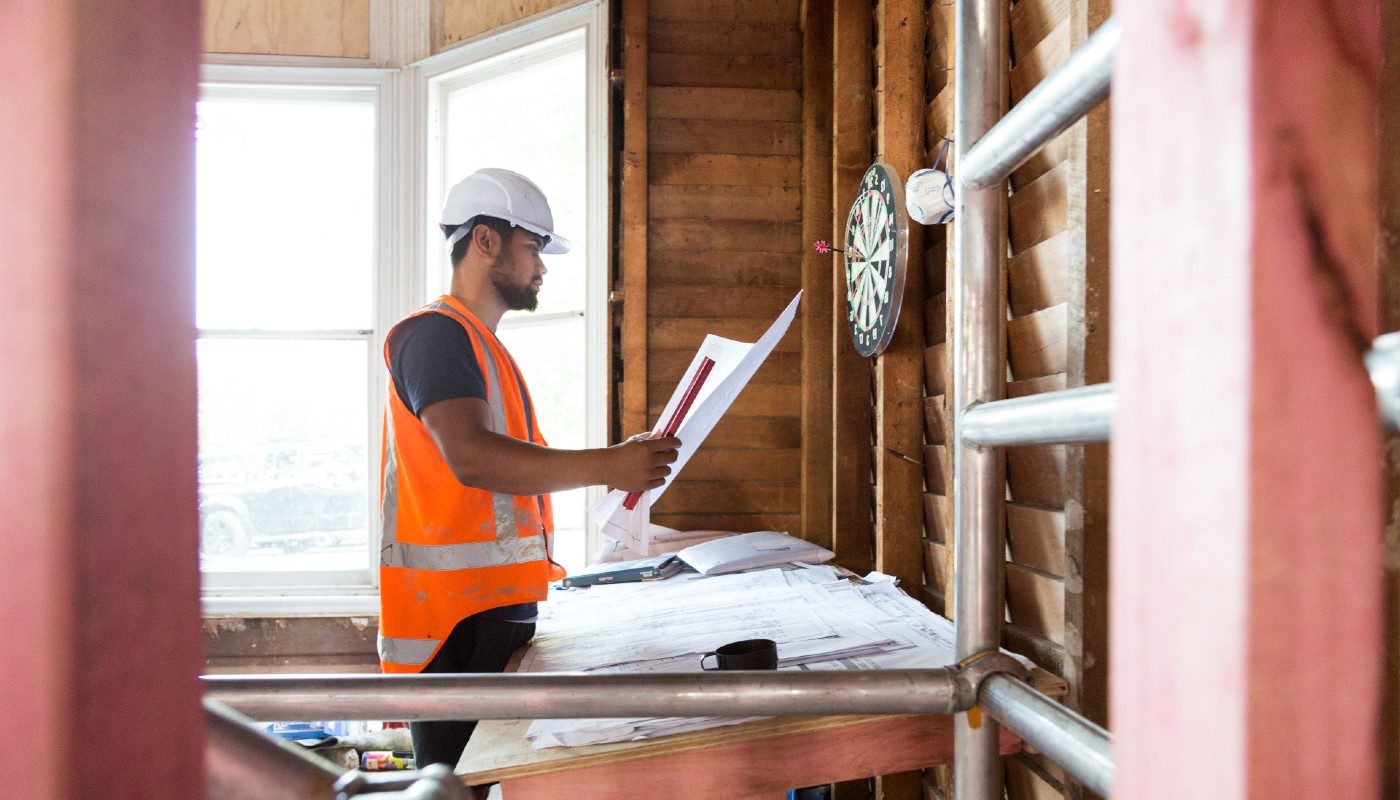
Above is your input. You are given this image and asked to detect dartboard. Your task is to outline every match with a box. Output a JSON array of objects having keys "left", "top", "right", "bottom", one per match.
[{"left": 843, "top": 163, "right": 908, "bottom": 357}]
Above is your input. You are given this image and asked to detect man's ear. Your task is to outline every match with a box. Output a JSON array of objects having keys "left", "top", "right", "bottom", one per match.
[{"left": 472, "top": 223, "right": 500, "bottom": 257}]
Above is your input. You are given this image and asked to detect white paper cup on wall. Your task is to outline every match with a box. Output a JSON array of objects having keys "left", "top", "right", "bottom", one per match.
[{"left": 906, "top": 167, "right": 956, "bottom": 225}]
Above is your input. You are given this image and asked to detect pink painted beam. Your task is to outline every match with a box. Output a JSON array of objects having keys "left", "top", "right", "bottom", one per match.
[
  {"left": 1111, "top": 1, "right": 1384, "bottom": 799},
  {"left": 0, "top": 2, "right": 203, "bottom": 799}
]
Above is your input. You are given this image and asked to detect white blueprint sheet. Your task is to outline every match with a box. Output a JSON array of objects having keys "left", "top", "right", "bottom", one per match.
[{"left": 588, "top": 292, "right": 803, "bottom": 553}]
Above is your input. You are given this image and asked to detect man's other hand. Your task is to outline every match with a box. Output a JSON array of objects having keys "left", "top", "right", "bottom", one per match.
[{"left": 608, "top": 434, "right": 681, "bottom": 492}]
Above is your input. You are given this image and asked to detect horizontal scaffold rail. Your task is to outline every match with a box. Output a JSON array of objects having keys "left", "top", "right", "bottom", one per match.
[
  {"left": 204, "top": 667, "right": 1010, "bottom": 722},
  {"left": 959, "top": 16, "right": 1120, "bottom": 190},
  {"left": 979, "top": 675, "right": 1114, "bottom": 799},
  {"left": 960, "top": 383, "right": 1115, "bottom": 447}
]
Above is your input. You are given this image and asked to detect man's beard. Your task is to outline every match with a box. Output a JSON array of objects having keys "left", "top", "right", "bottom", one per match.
[{"left": 489, "top": 254, "right": 539, "bottom": 312}]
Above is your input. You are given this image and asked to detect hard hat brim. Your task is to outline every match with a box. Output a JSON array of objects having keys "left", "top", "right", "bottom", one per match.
[{"left": 508, "top": 217, "right": 571, "bottom": 255}]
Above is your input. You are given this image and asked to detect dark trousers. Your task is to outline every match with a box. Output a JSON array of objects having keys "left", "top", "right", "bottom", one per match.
[{"left": 408, "top": 614, "right": 537, "bottom": 768}]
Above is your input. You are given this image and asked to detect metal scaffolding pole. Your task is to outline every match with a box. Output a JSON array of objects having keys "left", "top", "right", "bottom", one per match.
[
  {"left": 979, "top": 675, "right": 1114, "bottom": 797},
  {"left": 960, "top": 383, "right": 1115, "bottom": 446},
  {"left": 205, "top": 668, "right": 972, "bottom": 721},
  {"left": 952, "top": 0, "right": 1007, "bottom": 798},
  {"left": 959, "top": 17, "right": 1119, "bottom": 189}
]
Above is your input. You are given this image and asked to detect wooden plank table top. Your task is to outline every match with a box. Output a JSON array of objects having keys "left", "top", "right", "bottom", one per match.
[{"left": 459, "top": 666, "right": 1064, "bottom": 799}]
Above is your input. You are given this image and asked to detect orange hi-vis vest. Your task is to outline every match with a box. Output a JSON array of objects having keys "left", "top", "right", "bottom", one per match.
[{"left": 377, "top": 296, "right": 566, "bottom": 673}]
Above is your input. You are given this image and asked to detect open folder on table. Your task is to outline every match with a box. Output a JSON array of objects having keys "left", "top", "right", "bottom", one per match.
[{"left": 589, "top": 292, "right": 802, "bottom": 555}]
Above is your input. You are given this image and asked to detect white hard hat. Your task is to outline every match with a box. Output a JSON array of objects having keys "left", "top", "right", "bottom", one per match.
[{"left": 440, "top": 168, "right": 571, "bottom": 255}]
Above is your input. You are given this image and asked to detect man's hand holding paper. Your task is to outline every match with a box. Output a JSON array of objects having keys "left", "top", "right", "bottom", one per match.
[
  {"left": 589, "top": 292, "right": 803, "bottom": 553},
  {"left": 606, "top": 433, "right": 681, "bottom": 492}
]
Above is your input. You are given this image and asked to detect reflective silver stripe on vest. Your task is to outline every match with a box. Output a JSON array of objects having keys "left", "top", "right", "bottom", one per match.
[
  {"left": 380, "top": 411, "right": 401, "bottom": 552},
  {"left": 465, "top": 327, "right": 526, "bottom": 547},
  {"left": 378, "top": 634, "right": 439, "bottom": 667},
  {"left": 382, "top": 534, "right": 546, "bottom": 570}
]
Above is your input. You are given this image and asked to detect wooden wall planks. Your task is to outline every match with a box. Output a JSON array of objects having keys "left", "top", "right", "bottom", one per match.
[
  {"left": 203, "top": 0, "right": 370, "bottom": 57},
  {"left": 649, "top": 87, "right": 802, "bottom": 120},
  {"left": 650, "top": 119, "right": 803, "bottom": 156},
  {"left": 649, "top": 22, "right": 802, "bottom": 57},
  {"left": 636, "top": 0, "right": 808, "bottom": 539}
]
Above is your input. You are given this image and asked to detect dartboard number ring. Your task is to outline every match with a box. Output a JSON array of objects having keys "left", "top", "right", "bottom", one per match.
[{"left": 843, "top": 163, "right": 908, "bottom": 358}]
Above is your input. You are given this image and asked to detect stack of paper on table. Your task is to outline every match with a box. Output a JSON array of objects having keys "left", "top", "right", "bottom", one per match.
[
  {"left": 675, "top": 531, "right": 835, "bottom": 575},
  {"left": 521, "top": 564, "right": 1033, "bottom": 748}
]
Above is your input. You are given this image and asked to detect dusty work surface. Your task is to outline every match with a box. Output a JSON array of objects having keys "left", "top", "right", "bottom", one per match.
[{"left": 458, "top": 667, "right": 1064, "bottom": 785}]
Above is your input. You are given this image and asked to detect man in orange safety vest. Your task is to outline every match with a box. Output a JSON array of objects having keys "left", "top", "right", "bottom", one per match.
[{"left": 379, "top": 167, "right": 679, "bottom": 768}]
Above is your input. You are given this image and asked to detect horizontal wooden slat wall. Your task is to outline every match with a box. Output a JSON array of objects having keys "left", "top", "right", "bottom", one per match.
[
  {"left": 203, "top": 0, "right": 370, "bottom": 57},
  {"left": 638, "top": 0, "right": 809, "bottom": 537},
  {"left": 922, "top": 0, "right": 955, "bottom": 627},
  {"left": 1003, "top": 0, "right": 1070, "bottom": 685}
]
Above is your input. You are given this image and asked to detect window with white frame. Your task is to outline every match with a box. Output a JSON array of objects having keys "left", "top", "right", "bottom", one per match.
[
  {"left": 422, "top": 5, "right": 609, "bottom": 574},
  {"left": 195, "top": 71, "right": 393, "bottom": 602},
  {"left": 196, "top": 2, "right": 608, "bottom": 609}
]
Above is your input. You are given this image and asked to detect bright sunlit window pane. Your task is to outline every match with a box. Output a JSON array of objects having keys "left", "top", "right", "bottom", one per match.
[
  {"left": 443, "top": 32, "right": 586, "bottom": 318},
  {"left": 498, "top": 316, "right": 587, "bottom": 573},
  {"left": 196, "top": 339, "right": 370, "bottom": 573},
  {"left": 197, "top": 90, "right": 375, "bottom": 331},
  {"left": 440, "top": 30, "right": 593, "bottom": 569},
  {"left": 196, "top": 83, "right": 378, "bottom": 580}
]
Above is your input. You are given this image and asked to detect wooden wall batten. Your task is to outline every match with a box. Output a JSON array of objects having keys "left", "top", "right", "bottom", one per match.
[
  {"left": 830, "top": 0, "right": 876, "bottom": 574},
  {"left": 872, "top": 0, "right": 928, "bottom": 597},
  {"left": 801, "top": 0, "right": 837, "bottom": 550},
  {"left": 871, "top": 3, "right": 928, "bottom": 797},
  {"left": 619, "top": 0, "right": 649, "bottom": 439},
  {"left": 1059, "top": 0, "right": 1111, "bottom": 736}
]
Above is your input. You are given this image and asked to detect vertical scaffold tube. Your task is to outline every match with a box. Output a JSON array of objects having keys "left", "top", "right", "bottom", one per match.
[{"left": 952, "top": 0, "right": 1007, "bottom": 798}]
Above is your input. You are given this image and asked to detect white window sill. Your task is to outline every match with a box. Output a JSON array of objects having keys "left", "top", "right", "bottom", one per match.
[{"left": 202, "top": 592, "right": 379, "bottom": 619}]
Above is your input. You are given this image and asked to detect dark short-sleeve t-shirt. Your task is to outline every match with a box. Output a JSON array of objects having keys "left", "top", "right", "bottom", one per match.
[{"left": 387, "top": 311, "right": 538, "bottom": 624}]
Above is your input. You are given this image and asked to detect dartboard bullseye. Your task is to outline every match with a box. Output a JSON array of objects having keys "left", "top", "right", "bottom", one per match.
[{"left": 843, "top": 163, "right": 908, "bottom": 358}]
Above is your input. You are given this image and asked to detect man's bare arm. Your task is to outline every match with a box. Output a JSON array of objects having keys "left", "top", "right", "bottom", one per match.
[{"left": 419, "top": 397, "right": 679, "bottom": 495}]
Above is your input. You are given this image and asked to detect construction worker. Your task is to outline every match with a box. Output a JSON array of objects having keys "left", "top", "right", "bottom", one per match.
[{"left": 378, "top": 167, "right": 680, "bottom": 767}]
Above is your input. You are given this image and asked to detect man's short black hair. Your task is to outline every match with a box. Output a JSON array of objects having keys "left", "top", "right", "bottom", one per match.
[{"left": 445, "top": 215, "right": 515, "bottom": 267}]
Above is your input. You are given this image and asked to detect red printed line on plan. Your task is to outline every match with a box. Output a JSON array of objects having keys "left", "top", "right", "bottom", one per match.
[{"left": 622, "top": 356, "right": 716, "bottom": 511}]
